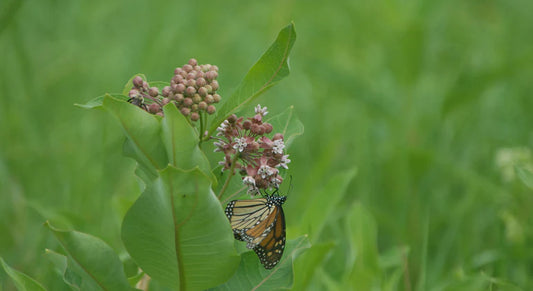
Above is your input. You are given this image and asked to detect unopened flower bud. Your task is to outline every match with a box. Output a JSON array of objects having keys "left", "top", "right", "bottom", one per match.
[
  {"left": 175, "top": 83, "right": 186, "bottom": 94},
  {"left": 206, "top": 70, "right": 217, "bottom": 81},
  {"left": 156, "top": 112, "right": 164, "bottom": 117},
  {"left": 204, "top": 85, "right": 213, "bottom": 93},
  {"left": 149, "top": 103, "right": 160, "bottom": 113},
  {"left": 205, "top": 94, "right": 214, "bottom": 104},
  {"left": 187, "top": 72, "right": 196, "bottom": 80},
  {"left": 142, "top": 81, "right": 149, "bottom": 90},
  {"left": 210, "top": 80, "right": 219, "bottom": 91},
  {"left": 194, "top": 65, "right": 202, "bottom": 72},
  {"left": 174, "top": 67, "right": 183, "bottom": 75},
  {"left": 273, "top": 133, "right": 284, "bottom": 140},
  {"left": 149, "top": 87, "right": 159, "bottom": 97},
  {"left": 251, "top": 124, "right": 260, "bottom": 134},
  {"left": 196, "top": 77, "right": 207, "bottom": 87},
  {"left": 256, "top": 125, "right": 265, "bottom": 135},
  {"left": 129, "top": 89, "right": 140, "bottom": 98},
  {"left": 186, "top": 79, "right": 196, "bottom": 87},
  {"left": 162, "top": 86, "right": 171, "bottom": 97},
  {"left": 196, "top": 71, "right": 205, "bottom": 78},
  {"left": 243, "top": 120, "right": 252, "bottom": 129},
  {"left": 183, "top": 64, "right": 193, "bottom": 72},
  {"left": 183, "top": 98, "right": 193, "bottom": 107},
  {"left": 162, "top": 98, "right": 170, "bottom": 105},
  {"left": 201, "top": 64, "right": 211, "bottom": 72},
  {"left": 207, "top": 105, "right": 216, "bottom": 114},
  {"left": 263, "top": 123, "right": 273, "bottom": 133},
  {"left": 228, "top": 114, "right": 238, "bottom": 123},
  {"left": 132, "top": 76, "right": 143, "bottom": 88},
  {"left": 198, "top": 101, "right": 208, "bottom": 110},
  {"left": 186, "top": 86, "right": 196, "bottom": 96},
  {"left": 198, "top": 87, "right": 208, "bottom": 97},
  {"left": 190, "top": 112, "right": 200, "bottom": 121},
  {"left": 211, "top": 65, "right": 219, "bottom": 72},
  {"left": 193, "top": 94, "right": 202, "bottom": 103},
  {"left": 172, "top": 75, "right": 183, "bottom": 84},
  {"left": 191, "top": 104, "right": 199, "bottom": 112},
  {"left": 213, "top": 93, "right": 221, "bottom": 103},
  {"left": 188, "top": 58, "right": 198, "bottom": 66},
  {"left": 180, "top": 107, "right": 191, "bottom": 116},
  {"left": 175, "top": 94, "right": 184, "bottom": 102}
]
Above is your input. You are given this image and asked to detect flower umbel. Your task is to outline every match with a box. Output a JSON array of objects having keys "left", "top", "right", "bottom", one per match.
[
  {"left": 128, "top": 58, "right": 221, "bottom": 121},
  {"left": 213, "top": 105, "right": 290, "bottom": 194}
]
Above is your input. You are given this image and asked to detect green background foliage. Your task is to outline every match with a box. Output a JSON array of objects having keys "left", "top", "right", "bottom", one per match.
[{"left": 1, "top": 0, "right": 533, "bottom": 290}]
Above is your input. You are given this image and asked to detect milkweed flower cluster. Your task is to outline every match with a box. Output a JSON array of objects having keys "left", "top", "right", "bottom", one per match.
[
  {"left": 128, "top": 58, "right": 221, "bottom": 121},
  {"left": 213, "top": 105, "right": 290, "bottom": 194}
]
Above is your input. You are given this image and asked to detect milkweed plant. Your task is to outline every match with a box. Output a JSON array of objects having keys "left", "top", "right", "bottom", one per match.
[{"left": 0, "top": 23, "right": 312, "bottom": 291}]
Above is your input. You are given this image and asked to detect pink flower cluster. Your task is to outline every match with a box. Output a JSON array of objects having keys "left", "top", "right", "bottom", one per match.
[{"left": 214, "top": 105, "right": 290, "bottom": 194}]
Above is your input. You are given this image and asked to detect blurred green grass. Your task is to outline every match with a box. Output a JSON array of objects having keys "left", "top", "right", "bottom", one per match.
[{"left": 1, "top": 0, "right": 533, "bottom": 289}]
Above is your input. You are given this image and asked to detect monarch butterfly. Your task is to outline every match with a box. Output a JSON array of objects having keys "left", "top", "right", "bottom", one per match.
[{"left": 225, "top": 195, "right": 286, "bottom": 269}]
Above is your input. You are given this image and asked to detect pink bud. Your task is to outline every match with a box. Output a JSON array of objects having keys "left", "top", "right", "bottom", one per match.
[
  {"left": 148, "top": 103, "right": 160, "bottom": 113},
  {"left": 180, "top": 107, "right": 191, "bottom": 116},
  {"left": 188, "top": 58, "right": 198, "bottom": 66},
  {"left": 198, "top": 87, "right": 208, "bottom": 97},
  {"left": 132, "top": 76, "right": 143, "bottom": 88},
  {"left": 207, "top": 105, "right": 216, "bottom": 114},
  {"left": 162, "top": 86, "right": 171, "bottom": 97},
  {"left": 183, "top": 64, "right": 193, "bottom": 72},
  {"left": 183, "top": 98, "right": 193, "bottom": 107},
  {"left": 273, "top": 133, "right": 284, "bottom": 140},
  {"left": 190, "top": 112, "right": 200, "bottom": 121},
  {"left": 149, "top": 87, "right": 159, "bottom": 97}
]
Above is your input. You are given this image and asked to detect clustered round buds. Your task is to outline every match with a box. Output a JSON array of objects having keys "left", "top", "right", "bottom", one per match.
[
  {"left": 213, "top": 104, "right": 291, "bottom": 194},
  {"left": 127, "top": 58, "right": 221, "bottom": 121}
]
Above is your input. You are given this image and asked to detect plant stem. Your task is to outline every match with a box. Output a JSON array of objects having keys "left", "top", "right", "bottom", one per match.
[
  {"left": 217, "top": 154, "right": 239, "bottom": 199},
  {"left": 198, "top": 111, "right": 204, "bottom": 148}
]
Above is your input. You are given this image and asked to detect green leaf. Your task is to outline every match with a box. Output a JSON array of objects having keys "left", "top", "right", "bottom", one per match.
[
  {"left": 298, "top": 168, "right": 357, "bottom": 239},
  {"left": 43, "top": 249, "right": 82, "bottom": 290},
  {"left": 211, "top": 236, "right": 310, "bottom": 291},
  {"left": 103, "top": 94, "right": 168, "bottom": 182},
  {"left": 265, "top": 105, "right": 304, "bottom": 148},
  {"left": 347, "top": 203, "right": 381, "bottom": 289},
  {"left": 0, "top": 257, "right": 47, "bottom": 291},
  {"left": 121, "top": 167, "right": 239, "bottom": 290},
  {"left": 161, "top": 104, "right": 216, "bottom": 185},
  {"left": 515, "top": 165, "right": 533, "bottom": 190},
  {"left": 292, "top": 242, "right": 334, "bottom": 290},
  {"left": 208, "top": 22, "right": 297, "bottom": 136},
  {"left": 45, "top": 222, "right": 133, "bottom": 291},
  {"left": 75, "top": 94, "right": 129, "bottom": 109}
]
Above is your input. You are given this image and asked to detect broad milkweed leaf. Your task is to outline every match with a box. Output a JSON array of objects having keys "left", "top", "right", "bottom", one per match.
[
  {"left": 75, "top": 94, "right": 128, "bottom": 109},
  {"left": 43, "top": 249, "right": 82, "bottom": 290},
  {"left": 121, "top": 167, "right": 239, "bottom": 290},
  {"left": 207, "top": 22, "right": 297, "bottom": 137},
  {"left": 211, "top": 235, "right": 310, "bottom": 291},
  {"left": 161, "top": 104, "right": 216, "bottom": 185},
  {"left": 103, "top": 94, "right": 168, "bottom": 183},
  {"left": 265, "top": 105, "right": 304, "bottom": 148},
  {"left": 45, "top": 222, "right": 133, "bottom": 291},
  {"left": 0, "top": 257, "right": 47, "bottom": 291}
]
